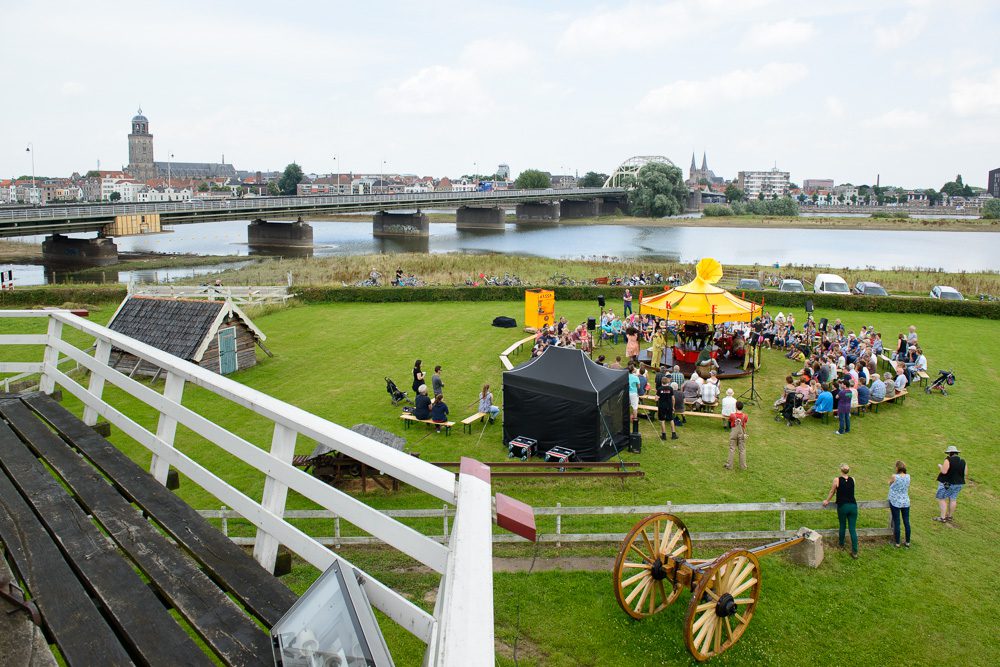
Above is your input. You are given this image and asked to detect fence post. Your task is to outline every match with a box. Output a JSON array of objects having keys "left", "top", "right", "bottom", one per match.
[
  {"left": 779, "top": 498, "right": 786, "bottom": 532},
  {"left": 334, "top": 516, "right": 341, "bottom": 549},
  {"left": 150, "top": 371, "right": 185, "bottom": 485},
  {"left": 221, "top": 505, "right": 229, "bottom": 538},
  {"left": 556, "top": 502, "right": 562, "bottom": 549},
  {"left": 39, "top": 317, "right": 64, "bottom": 395},
  {"left": 443, "top": 504, "right": 449, "bottom": 539},
  {"left": 253, "top": 423, "right": 298, "bottom": 573}
]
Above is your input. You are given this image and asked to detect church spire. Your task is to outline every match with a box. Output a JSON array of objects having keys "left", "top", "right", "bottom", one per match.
[
  {"left": 701, "top": 152, "right": 708, "bottom": 172},
  {"left": 690, "top": 152, "right": 697, "bottom": 176}
]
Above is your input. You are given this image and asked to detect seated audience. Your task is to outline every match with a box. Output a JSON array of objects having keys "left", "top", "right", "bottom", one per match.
[
  {"left": 810, "top": 388, "right": 834, "bottom": 417},
  {"left": 414, "top": 385, "right": 432, "bottom": 420},
  {"left": 870, "top": 375, "right": 886, "bottom": 402},
  {"left": 430, "top": 394, "right": 449, "bottom": 432}
]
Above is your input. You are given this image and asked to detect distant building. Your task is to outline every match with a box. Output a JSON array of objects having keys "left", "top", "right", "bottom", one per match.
[
  {"left": 832, "top": 184, "right": 859, "bottom": 202},
  {"left": 551, "top": 174, "right": 577, "bottom": 189},
  {"left": 737, "top": 168, "right": 790, "bottom": 200},
  {"left": 989, "top": 167, "right": 1000, "bottom": 198},
  {"left": 687, "top": 152, "right": 723, "bottom": 186},
  {"left": 803, "top": 179, "right": 834, "bottom": 193},
  {"left": 125, "top": 108, "right": 237, "bottom": 182},
  {"left": 497, "top": 163, "right": 510, "bottom": 180}
]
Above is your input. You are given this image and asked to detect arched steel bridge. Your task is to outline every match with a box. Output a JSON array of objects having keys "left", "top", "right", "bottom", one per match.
[
  {"left": 0, "top": 187, "right": 626, "bottom": 238},
  {"left": 604, "top": 156, "right": 677, "bottom": 188}
]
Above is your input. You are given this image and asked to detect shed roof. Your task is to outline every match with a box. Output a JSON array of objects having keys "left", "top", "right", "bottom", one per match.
[{"left": 108, "top": 296, "right": 264, "bottom": 362}]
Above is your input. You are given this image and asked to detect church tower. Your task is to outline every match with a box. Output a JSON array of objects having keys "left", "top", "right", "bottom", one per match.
[
  {"left": 127, "top": 108, "right": 155, "bottom": 180},
  {"left": 690, "top": 152, "right": 697, "bottom": 180}
]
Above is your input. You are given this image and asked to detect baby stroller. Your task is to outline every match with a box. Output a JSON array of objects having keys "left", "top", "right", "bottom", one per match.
[
  {"left": 385, "top": 377, "right": 413, "bottom": 406},
  {"left": 775, "top": 392, "right": 805, "bottom": 426},
  {"left": 925, "top": 370, "right": 956, "bottom": 395}
]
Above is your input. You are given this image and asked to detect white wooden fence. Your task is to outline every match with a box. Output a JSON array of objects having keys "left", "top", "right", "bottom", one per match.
[
  {"left": 129, "top": 283, "right": 293, "bottom": 304},
  {"left": 199, "top": 499, "right": 892, "bottom": 548},
  {"left": 0, "top": 310, "right": 504, "bottom": 666}
]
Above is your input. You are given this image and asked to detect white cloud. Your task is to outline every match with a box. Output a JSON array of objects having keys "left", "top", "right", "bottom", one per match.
[
  {"left": 638, "top": 63, "right": 808, "bottom": 112},
  {"left": 558, "top": 2, "right": 693, "bottom": 54},
  {"left": 874, "top": 11, "right": 927, "bottom": 49},
  {"left": 461, "top": 38, "right": 534, "bottom": 68},
  {"left": 378, "top": 66, "right": 492, "bottom": 115},
  {"left": 862, "top": 109, "right": 930, "bottom": 129},
  {"left": 742, "top": 19, "right": 816, "bottom": 49},
  {"left": 825, "top": 96, "right": 846, "bottom": 117},
  {"left": 60, "top": 81, "right": 86, "bottom": 96},
  {"left": 950, "top": 68, "right": 1000, "bottom": 116}
]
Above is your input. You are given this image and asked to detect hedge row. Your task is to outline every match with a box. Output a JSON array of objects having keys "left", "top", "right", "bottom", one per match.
[
  {"left": 296, "top": 285, "right": 1000, "bottom": 319},
  {"left": 3, "top": 283, "right": 997, "bottom": 319},
  {"left": 0, "top": 286, "right": 127, "bottom": 308}
]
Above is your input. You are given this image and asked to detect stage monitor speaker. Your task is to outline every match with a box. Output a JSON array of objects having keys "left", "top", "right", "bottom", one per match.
[
  {"left": 819, "top": 317, "right": 829, "bottom": 332},
  {"left": 597, "top": 294, "right": 606, "bottom": 308},
  {"left": 805, "top": 300, "right": 814, "bottom": 313},
  {"left": 587, "top": 317, "right": 596, "bottom": 331},
  {"left": 628, "top": 433, "right": 642, "bottom": 454}
]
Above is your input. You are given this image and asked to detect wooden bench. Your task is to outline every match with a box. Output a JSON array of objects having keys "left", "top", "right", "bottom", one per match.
[
  {"left": 916, "top": 370, "right": 930, "bottom": 387},
  {"left": 1, "top": 394, "right": 295, "bottom": 666},
  {"left": 400, "top": 413, "right": 454, "bottom": 435},
  {"left": 870, "top": 388, "right": 908, "bottom": 413},
  {"left": 461, "top": 412, "right": 488, "bottom": 434},
  {"left": 637, "top": 403, "right": 726, "bottom": 424}
]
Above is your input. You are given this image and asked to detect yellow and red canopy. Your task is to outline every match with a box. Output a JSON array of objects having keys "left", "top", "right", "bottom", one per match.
[{"left": 639, "top": 258, "right": 759, "bottom": 325}]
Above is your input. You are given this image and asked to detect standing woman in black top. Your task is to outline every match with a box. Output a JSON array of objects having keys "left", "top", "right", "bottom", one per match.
[
  {"left": 823, "top": 464, "right": 859, "bottom": 558},
  {"left": 412, "top": 359, "right": 425, "bottom": 393},
  {"left": 934, "top": 445, "right": 967, "bottom": 523}
]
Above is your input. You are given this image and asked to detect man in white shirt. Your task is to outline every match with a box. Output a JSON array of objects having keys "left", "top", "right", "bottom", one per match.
[
  {"left": 699, "top": 379, "right": 720, "bottom": 409},
  {"left": 720, "top": 388, "right": 737, "bottom": 417}
]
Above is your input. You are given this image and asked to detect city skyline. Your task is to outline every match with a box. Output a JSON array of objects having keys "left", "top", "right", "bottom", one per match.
[{"left": 1, "top": 0, "right": 998, "bottom": 188}]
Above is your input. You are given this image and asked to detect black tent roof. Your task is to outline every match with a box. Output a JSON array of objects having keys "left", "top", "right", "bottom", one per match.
[{"left": 504, "top": 346, "right": 626, "bottom": 403}]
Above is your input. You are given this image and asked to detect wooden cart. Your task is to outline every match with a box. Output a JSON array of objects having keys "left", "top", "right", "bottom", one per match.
[{"left": 612, "top": 513, "right": 805, "bottom": 662}]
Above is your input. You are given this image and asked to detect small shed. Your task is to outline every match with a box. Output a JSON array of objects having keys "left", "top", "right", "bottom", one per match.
[{"left": 106, "top": 296, "right": 270, "bottom": 377}]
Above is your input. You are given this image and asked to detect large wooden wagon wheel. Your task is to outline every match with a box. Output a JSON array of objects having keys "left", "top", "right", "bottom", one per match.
[
  {"left": 612, "top": 513, "right": 693, "bottom": 619},
  {"left": 683, "top": 549, "right": 762, "bottom": 661}
]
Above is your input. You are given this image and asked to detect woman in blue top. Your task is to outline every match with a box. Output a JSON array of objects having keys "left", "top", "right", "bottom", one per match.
[
  {"left": 888, "top": 460, "right": 911, "bottom": 547},
  {"left": 627, "top": 363, "right": 641, "bottom": 434},
  {"left": 430, "top": 394, "right": 449, "bottom": 433},
  {"left": 413, "top": 385, "right": 432, "bottom": 420}
]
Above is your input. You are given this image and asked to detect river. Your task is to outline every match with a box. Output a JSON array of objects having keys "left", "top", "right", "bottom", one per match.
[{"left": 2, "top": 218, "right": 998, "bottom": 286}]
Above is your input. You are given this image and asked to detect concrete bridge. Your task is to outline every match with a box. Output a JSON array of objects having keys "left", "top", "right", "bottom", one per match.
[{"left": 0, "top": 188, "right": 626, "bottom": 264}]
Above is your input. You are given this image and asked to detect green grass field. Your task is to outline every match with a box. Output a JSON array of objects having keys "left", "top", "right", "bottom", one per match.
[{"left": 2, "top": 300, "right": 997, "bottom": 665}]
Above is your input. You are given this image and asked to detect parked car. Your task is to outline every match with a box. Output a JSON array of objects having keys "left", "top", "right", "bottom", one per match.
[
  {"left": 778, "top": 279, "right": 804, "bottom": 292},
  {"left": 853, "top": 281, "right": 889, "bottom": 297},
  {"left": 930, "top": 285, "right": 964, "bottom": 300},
  {"left": 813, "top": 273, "right": 850, "bottom": 294},
  {"left": 737, "top": 278, "right": 762, "bottom": 290}
]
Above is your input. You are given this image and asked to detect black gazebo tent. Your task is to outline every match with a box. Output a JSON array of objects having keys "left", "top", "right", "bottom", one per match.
[{"left": 502, "top": 346, "right": 629, "bottom": 461}]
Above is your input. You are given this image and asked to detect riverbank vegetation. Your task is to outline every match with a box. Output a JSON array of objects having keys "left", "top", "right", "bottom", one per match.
[
  {"left": 180, "top": 253, "right": 1000, "bottom": 298},
  {"left": 2, "top": 301, "right": 995, "bottom": 665}
]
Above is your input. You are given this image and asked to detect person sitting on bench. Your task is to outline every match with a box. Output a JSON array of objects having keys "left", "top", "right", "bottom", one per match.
[
  {"left": 882, "top": 372, "right": 897, "bottom": 399},
  {"left": 414, "top": 385, "right": 432, "bottom": 420},
  {"left": 870, "top": 374, "right": 887, "bottom": 402},
  {"left": 905, "top": 347, "right": 927, "bottom": 384},
  {"left": 430, "top": 394, "right": 449, "bottom": 432},
  {"left": 809, "top": 387, "right": 834, "bottom": 418},
  {"left": 479, "top": 383, "right": 500, "bottom": 424}
]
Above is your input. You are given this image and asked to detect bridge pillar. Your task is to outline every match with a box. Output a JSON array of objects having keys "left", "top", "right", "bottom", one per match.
[
  {"left": 598, "top": 196, "right": 628, "bottom": 216},
  {"left": 559, "top": 199, "right": 599, "bottom": 219},
  {"left": 455, "top": 206, "right": 506, "bottom": 231},
  {"left": 686, "top": 191, "right": 703, "bottom": 213},
  {"left": 42, "top": 234, "right": 118, "bottom": 265},
  {"left": 515, "top": 202, "right": 560, "bottom": 223},
  {"left": 373, "top": 211, "right": 429, "bottom": 237},
  {"left": 247, "top": 219, "right": 314, "bottom": 248}
]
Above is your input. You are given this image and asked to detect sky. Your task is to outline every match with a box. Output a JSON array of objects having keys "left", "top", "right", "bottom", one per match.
[{"left": 2, "top": 0, "right": 998, "bottom": 189}]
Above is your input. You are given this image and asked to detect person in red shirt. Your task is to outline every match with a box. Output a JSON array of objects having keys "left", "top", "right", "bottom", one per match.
[{"left": 725, "top": 402, "right": 750, "bottom": 470}]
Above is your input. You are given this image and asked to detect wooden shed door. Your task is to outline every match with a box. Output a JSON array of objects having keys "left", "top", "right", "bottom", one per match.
[{"left": 218, "top": 327, "right": 237, "bottom": 375}]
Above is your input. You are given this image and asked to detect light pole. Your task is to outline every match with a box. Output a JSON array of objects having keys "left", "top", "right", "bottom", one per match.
[
  {"left": 381, "top": 160, "right": 387, "bottom": 195},
  {"left": 332, "top": 154, "right": 339, "bottom": 194},
  {"left": 168, "top": 153, "right": 174, "bottom": 192},
  {"left": 25, "top": 143, "right": 36, "bottom": 205}
]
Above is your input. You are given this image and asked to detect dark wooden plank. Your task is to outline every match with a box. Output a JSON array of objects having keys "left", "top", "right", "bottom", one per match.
[
  {"left": 0, "top": 457, "right": 134, "bottom": 665},
  {"left": 0, "top": 399, "right": 273, "bottom": 667},
  {"left": 0, "top": 414, "right": 212, "bottom": 667},
  {"left": 22, "top": 392, "right": 298, "bottom": 627}
]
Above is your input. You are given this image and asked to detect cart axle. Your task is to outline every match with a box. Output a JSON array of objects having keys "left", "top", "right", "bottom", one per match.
[{"left": 715, "top": 593, "right": 737, "bottom": 618}]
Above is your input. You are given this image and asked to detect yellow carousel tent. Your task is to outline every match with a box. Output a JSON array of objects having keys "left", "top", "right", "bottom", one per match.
[{"left": 639, "top": 258, "right": 759, "bottom": 325}]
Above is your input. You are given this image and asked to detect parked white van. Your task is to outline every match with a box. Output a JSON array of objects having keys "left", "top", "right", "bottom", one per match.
[{"left": 813, "top": 273, "right": 850, "bottom": 294}]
